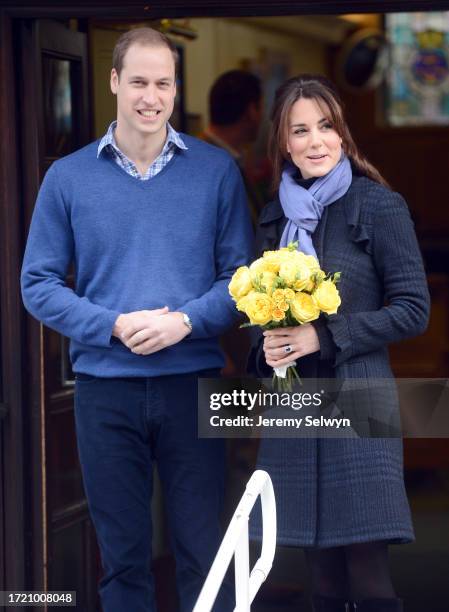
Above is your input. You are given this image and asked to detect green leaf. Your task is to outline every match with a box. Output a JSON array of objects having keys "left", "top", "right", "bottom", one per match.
[
  {"left": 332, "top": 271, "right": 341, "bottom": 284},
  {"left": 253, "top": 275, "right": 263, "bottom": 292}
]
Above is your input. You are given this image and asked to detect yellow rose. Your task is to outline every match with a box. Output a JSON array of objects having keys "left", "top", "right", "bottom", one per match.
[
  {"left": 249, "top": 257, "right": 264, "bottom": 277},
  {"left": 277, "top": 249, "right": 296, "bottom": 264},
  {"left": 304, "top": 255, "right": 323, "bottom": 290},
  {"left": 249, "top": 257, "right": 277, "bottom": 281},
  {"left": 277, "top": 300, "right": 289, "bottom": 312},
  {"left": 259, "top": 270, "right": 277, "bottom": 294},
  {"left": 314, "top": 269, "right": 326, "bottom": 282},
  {"left": 236, "top": 291, "right": 252, "bottom": 313},
  {"left": 262, "top": 250, "right": 278, "bottom": 259},
  {"left": 261, "top": 250, "right": 282, "bottom": 273},
  {"left": 243, "top": 292, "right": 274, "bottom": 326},
  {"left": 279, "top": 259, "right": 302, "bottom": 286},
  {"left": 272, "top": 289, "right": 294, "bottom": 310},
  {"left": 312, "top": 280, "right": 341, "bottom": 315},
  {"left": 272, "top": 288, "right": 286, "bottom": 303},
  {"left": 272, "top": 308, "right": 286, "bottom": 322},
  {"left": 283, "top": 288, "right": 295, "bottom": 302},
  {"left": 299, "top": 253, "right": 320, "bottom": 274},
  {"left": 262, "top": 248, "right": 310, "bottom": 274},
  {"left": 288, "top": 260, "right": 314, "bottom": 291},
  {"left": 293, "top": 276, "right": 311, "bottom": 292},
  {"left": 229, "top": 266, "right": 252, "bottom": 301},
  {"left": 305, "top": 269, "right": 326, "bottom": 292},
  {"left": 290, "top": 292, "right": 320, "bottom": 324}
]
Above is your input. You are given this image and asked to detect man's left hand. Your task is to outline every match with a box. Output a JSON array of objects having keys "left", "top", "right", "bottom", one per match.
[{"left": 122, "top": 312, "right": 190, "bottom": 355}]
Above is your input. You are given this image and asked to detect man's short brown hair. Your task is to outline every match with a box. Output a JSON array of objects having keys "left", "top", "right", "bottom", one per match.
[{"left": 112, "top": 27, "right": 179, "bottom": 77}]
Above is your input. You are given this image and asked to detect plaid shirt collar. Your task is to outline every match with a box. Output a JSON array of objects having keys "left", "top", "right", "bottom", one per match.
[{"left": 97, "top": 121, "right": 187, "bottom": 180}]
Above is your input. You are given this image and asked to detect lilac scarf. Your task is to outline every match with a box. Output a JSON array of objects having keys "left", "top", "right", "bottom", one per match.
[{"left": 279, "top": 154, "right": 352, "bottom": 258}]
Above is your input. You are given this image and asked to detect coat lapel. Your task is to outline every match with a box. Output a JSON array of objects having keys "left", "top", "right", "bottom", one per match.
[
  {"left": 257, "top": 197, "right": 329, "bottom": 263},
  {"left": 312, "top": 206, "right": 329, "bottom": 264}
]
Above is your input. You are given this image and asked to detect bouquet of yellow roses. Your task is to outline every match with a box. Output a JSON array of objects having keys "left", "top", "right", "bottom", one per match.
[{"left": 228, "top": 242, "right": 341, "bottom": 391}]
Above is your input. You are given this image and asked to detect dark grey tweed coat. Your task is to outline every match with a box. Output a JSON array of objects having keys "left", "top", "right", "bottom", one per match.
[{"left": 248, "top": 174, "right": 430, "bottom": 548}]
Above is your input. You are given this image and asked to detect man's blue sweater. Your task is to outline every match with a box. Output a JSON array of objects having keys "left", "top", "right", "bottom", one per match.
[{"left": 21, "top": 135, "right": 253, "bottom": 376}]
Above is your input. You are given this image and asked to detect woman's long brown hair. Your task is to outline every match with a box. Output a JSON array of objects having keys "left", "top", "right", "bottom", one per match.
[{"left": 269, "top": 74, "right": 389, "bottom": 191}]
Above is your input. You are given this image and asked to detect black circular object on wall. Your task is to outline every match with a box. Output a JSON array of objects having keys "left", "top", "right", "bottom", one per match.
[{"left": 337, "top": 28, "right": 388, "bottom": 92}]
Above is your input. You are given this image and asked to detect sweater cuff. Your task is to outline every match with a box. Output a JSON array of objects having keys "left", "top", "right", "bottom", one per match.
[
  {"left": 102, "top": 309, "right": 122, "bottom": 347},
  {"left": 179, "top": 304, "right": 202, "bottom": 339},
  {"left": 312, "top": 317, "right": 336, "bottom": 362}
]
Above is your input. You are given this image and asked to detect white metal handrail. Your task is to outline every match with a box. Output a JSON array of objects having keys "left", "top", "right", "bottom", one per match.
[{"left": 192, "top": 470, "right": 277, "bottom": 612}]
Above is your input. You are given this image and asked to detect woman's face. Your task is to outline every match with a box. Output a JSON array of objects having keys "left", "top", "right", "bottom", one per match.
[{"left": 286, "top": 97, "right": 342, "bottom": 179}]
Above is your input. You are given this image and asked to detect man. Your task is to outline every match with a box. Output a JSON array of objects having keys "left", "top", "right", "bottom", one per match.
[
  {"left": 202, "top": 69, "right": 264, "bottom": 226},
  {"left": 21, "top": 28, "right": 252, "bottom": 612}
]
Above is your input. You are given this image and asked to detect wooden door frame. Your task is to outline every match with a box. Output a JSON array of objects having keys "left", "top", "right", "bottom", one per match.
[
  {"left": 17, "top": 17, "right": 93, "bottom": 597},
  {"left": 0, "top": 9, "right": 27, "bottom": 592},
  {"left": 18, "top": 18, "right": 51, "bottom": 594},
  {"left": 1, "top": 0, "right": 449, "bottom": 595}
]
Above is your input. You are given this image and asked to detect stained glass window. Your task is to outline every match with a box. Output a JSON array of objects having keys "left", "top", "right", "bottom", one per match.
[{"left": 386, "top": 12, "right": 449, "bottom": 125}]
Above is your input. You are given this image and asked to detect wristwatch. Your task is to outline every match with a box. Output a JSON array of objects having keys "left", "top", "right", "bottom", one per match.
[{"left": 181, "top": 312, "right": 193, "bottom": 334}]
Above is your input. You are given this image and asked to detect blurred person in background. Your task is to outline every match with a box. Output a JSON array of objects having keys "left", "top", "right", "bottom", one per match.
[{"left": 202, "top": 69, "right": 265, "bottom": 227}]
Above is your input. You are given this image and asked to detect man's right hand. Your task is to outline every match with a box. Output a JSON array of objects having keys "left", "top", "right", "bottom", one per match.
[{"left": 112, "top": 307, "right": 169, "bottom": 340}]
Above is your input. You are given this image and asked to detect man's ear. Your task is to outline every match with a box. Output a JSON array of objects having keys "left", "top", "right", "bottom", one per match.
[{"left": 110, "top": 68, "right": 119, "bottom": 95}]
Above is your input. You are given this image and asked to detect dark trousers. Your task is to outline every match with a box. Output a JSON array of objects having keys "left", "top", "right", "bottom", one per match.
[{"left": 74, "top": 370, "right": 232, "bottom": 612}]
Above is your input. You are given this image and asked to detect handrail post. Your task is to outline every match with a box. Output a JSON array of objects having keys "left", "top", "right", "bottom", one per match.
[
  {"left": 192, "top": 470, "right": 276, "bottom": 612},
  {"left": 234, "top": 519, "right": 250, "bottom": 611}
]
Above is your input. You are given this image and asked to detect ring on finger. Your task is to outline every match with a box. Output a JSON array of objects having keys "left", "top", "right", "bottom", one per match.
[{"left": 284, "top": 344, "right": 293, "bottom": 354}]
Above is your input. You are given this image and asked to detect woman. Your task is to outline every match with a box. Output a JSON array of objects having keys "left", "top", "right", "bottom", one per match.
[{"left": 248, "top": 75, "right": 430, "bottom": 612}]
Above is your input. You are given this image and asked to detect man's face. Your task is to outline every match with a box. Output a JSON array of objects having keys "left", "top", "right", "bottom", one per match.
[{"left": 110, "top": 43, "right": 176, "bottom": 139}]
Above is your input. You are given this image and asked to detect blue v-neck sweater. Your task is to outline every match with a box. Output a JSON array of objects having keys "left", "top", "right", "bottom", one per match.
[{"left": 21, "top": 135, "right": 253, "bottom": 376}]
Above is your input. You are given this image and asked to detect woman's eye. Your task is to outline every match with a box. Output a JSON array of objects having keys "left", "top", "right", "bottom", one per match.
[
  {"left": 322, "top": 123, "right": 333, "bottom": 130},
  {"left": 293, "top": 128, "right": 307, "bottom": 135}
]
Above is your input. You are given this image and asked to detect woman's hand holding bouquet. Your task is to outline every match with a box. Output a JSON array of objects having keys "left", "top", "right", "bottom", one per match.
[{"left": 229, "top": 242, "right": 341, "bottom": 391}]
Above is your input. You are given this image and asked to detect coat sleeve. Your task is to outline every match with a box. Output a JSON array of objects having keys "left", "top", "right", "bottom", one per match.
[
  {"left": 247, "top": 326, "right": 272, "bottom": 378},
  {"left": 324, "top": 192, "right": 430, "bottom": 366},
  {"left": 312, "top": 317, "right": 336, "bottom": 361}
]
